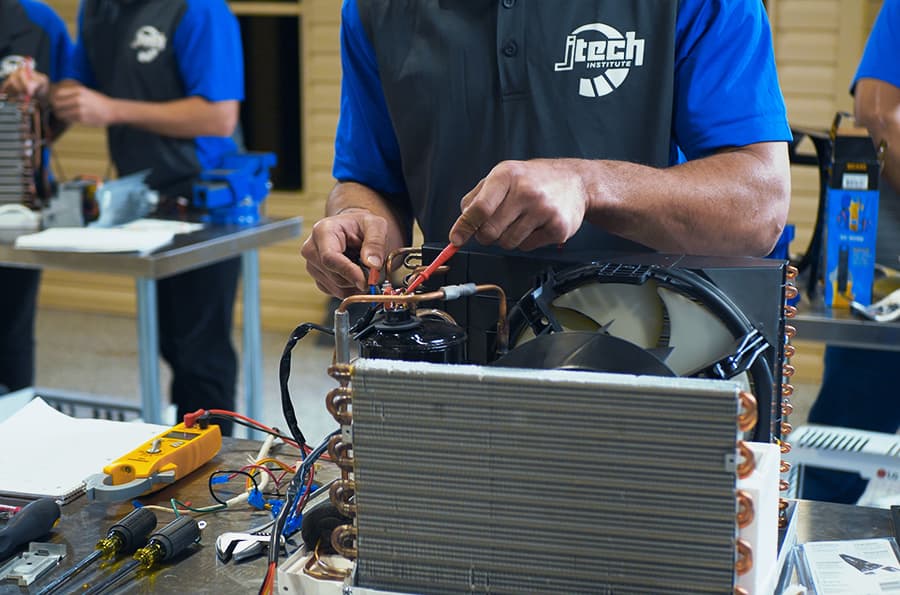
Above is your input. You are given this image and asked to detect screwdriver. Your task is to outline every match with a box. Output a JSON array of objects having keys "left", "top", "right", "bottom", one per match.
[
  {"left": 0, "top": 497, "right": 60, "bottom": 562},
  {"left": 83, "top": 515, "right": 201, "bottom": 595},
  {"left": 36, "top": 507, "right": 157, "bottom": 595}
]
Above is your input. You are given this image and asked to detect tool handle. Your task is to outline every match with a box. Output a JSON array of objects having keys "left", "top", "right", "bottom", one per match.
[
  {"left": 109, "top": 507, "right": 157, "bottom": 552},
  {"left": 0, "top": 497, "right": 60, "bottom": 561},
  {"left": 149, "top": 516, "right": 200, "bottom": 562}
]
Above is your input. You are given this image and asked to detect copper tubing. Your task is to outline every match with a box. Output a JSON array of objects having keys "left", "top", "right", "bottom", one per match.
[
  {"left": 737, "top": 391, "right": 758, "bottom": 433},
  {"left": 330, "top": 524, "right": 358, "bottom": 560},
  {"left": 735, "top": 588, "right": 750, "bottom": 595},
  {"left": 782, "top": 363, "right": 795, "bottom": 377},
  {"left": 784, "top": 304, "right": 797, "bottom": 318},
  {"left": 339, "top": 284, "right": 510, "bottom": 355},
  {"left": 781, "top": 384, "right": 794, "bottom": 397},
  {"left": 326, "top": 386, "right": 353, "bottom": 426},
  {"left": 328, "top": 363, "right": 352, "bottom": 384},
  {"left": 385, "top": 247, "right": 421, "bottom": 276},
  {"left": 778, "top": 439, "right": 791, "bottom": 454},
  {"left": 330, "top": 479, "right": 357, "bottom": 516},
  {"left": 781, "top": 421, "right": 793, "bottom": 436},
  {"left": 779, "top": 479, "right": 790, "bottom": 492},
  {"left": 784, "top": 344, "right": 795, "bottom": 358},
  {"left": 786, "top": 265, "right": 799, "bottom": 280},
  {"left": 737, "top": 441, "right": 756, "bottom": 479},
  {"left": 303, "top": 540, "right": 352, "bottom": 580},
  {"left": 785, "top": 285, "right": 799, "bottom": 300},
  {"left": 780, "top": 460, "right": 792, "bottom": 473},
  {"left": 736, "top": 490, "right": 754, "bottom": 528},
  {"left": 328, "top": 434, "right": 354, "bottom": 473},
  {"left": 782, "top": 400, "right": 794, "bottom": 416},
  {"left": 735, "top": 538, "right": 753, "bottom": 575},
  {"left": 785, "top": 324, "right": 796, "bottom": 339}
]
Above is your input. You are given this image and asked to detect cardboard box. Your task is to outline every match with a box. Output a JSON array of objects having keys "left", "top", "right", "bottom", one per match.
[{"left": 824, "top": 116, "right": 880, "bottom": 308}]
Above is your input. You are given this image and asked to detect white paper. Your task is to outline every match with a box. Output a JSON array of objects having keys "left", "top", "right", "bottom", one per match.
[
  {"left": 13, "top": 227, "right": 175, "bottom": 255},
  {"left": 801, "top": 538, "right": 900, "bottom": 594},
  {"left": 0, "top": 398, "right": 168, "bottom": 502},
  {"left": 120, "top": 218, "right": 205, "bottom": 235}
]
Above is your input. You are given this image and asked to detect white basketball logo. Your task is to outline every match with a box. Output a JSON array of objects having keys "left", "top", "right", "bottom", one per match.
[
  {"left": 130, "top": 26, "right": 167, "bottom": 64},
  {"left": 553, "top": 23, "right": 645, "bottom": 98},
  {"left": 0, "top": 55, "right": 28, "bottom": 79}
]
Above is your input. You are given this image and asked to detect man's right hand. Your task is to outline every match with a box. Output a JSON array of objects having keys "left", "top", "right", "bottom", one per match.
[{"left": 301, "top": 208, "right": 391, "bottom": 298}]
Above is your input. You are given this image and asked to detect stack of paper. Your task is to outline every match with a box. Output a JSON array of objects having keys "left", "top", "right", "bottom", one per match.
[
  {"left": 14, "top": 227, "right": 175, "bottom": 255},
  {"left": 0, "top": 398, "right": 168, "bottom": 503}
]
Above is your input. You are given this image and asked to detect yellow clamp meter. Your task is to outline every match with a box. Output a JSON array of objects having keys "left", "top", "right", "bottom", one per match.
[{"left": 85, "top": 422, "right": 221, "bottom": 502}]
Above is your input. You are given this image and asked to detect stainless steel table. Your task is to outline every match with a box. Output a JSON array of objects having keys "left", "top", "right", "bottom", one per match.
[
  {"left": 793, "top": 299, "right": 900, "bottom": 351},
  {"left": 0, "top": 217, "right": 302, "bottom": 426}
]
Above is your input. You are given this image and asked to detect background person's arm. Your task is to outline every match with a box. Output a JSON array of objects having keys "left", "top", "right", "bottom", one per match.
[
  {"left": 50, "top": 82, "right": 238, "bottom": 138},
  {"left": 854, "top": 78, "right": 900, "bottom": 194}
]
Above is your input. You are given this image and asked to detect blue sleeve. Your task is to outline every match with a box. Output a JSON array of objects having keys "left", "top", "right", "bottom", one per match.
[
  {"left": 854, "top": 0, "right": 900, "bottom": 91},
  {"left": 20, "top": 0, "right": 73, "bottom": 82},
  {"left": 673, "top": 0, "right": 792, "bottom": 160},
  {"left": 332, "top": 0, "right": 407, "bottom": 196},
  {"left": 173, "top": 0, "right": 244, "bottom": 101},
  {"left": 67, "top": 2, "right": 97, "bottom": 87}
]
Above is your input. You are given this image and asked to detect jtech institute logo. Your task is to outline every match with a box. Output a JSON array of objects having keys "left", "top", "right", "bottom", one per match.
[{"left": 553, "top": 23, "right": 645, "bottom": 98}]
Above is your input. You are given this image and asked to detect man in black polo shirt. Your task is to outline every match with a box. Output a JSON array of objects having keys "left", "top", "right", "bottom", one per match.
[{"left": 302, "top": 1, "right": 792, "bottom": 298}]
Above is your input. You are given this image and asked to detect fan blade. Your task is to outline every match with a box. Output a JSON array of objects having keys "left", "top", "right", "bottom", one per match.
[
  {"left": 656, "top": 287, "right": 735, "bottom": 376},
  {"left": 552, "top": 281, "right": 664, "bottom": 348}
]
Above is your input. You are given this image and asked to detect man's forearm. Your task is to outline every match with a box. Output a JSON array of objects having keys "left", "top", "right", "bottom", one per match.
[
  {"left": 580, "top": 142, "right": 791, "bottom": 257},
  {"left": 326, "top": 181, "right": 413, "bottom": 249},
  {"left": 854, "top": 78, "right": 900, "bottom": 195},
  {"left": 106, "top": 96, "right": 238, "bottom": 138}
]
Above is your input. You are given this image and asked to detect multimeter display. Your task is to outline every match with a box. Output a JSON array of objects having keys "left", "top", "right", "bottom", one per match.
[{"left": 163, "top": 431, "right": 199, "bottom": 441}]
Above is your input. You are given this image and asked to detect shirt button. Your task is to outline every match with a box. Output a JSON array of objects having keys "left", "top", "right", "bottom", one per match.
[
  {"left": 502, "top": 40, "right": 518, "bottom": 57},
  {"left": 502, "top": 0, "right": 516, "bottom": 8}
]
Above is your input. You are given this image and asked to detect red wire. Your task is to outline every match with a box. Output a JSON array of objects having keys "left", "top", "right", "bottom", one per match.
[
  {"left": 183, "top": 408, "right": 304, "bottom": 451},
  {"left": 294, "top": 465, "right": 316, "bottom": 514},
  {"left": 404, "top": 242, "right": 459, "bottom": 294}
]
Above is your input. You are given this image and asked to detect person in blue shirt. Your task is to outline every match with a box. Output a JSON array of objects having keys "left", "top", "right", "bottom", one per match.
[
  {"left": 301, "top": 0, "right": 793, "bottom": 299},
  {"left": 801, "top": 0, "right": 900, "bottom": 504},
  {"left": 0, "top": 0, "right": 72, "bottom": 395},
  {"left": 51, "top": 0, "right": 244, "bottom": 434}
]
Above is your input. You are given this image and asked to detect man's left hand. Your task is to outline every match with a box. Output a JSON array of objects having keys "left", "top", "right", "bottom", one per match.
[
  {"left": 449, "top": 159, "right": 588, "bottom": 251},
  {"left": 51, "top": 81, "right": 114, "bottom": 126}
]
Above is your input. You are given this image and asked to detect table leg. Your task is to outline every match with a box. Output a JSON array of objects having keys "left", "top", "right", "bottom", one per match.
[
  {"left": 136, "top": 278, "right": 162, "bottom": 424},
  {"left": 242, "top": 250, "right": 263, "bottom": 439}
]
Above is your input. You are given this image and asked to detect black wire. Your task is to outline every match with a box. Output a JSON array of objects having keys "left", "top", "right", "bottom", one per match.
[
  {"left": 208, "top": 470, "right": 261, "bottom": 505},
  {"left": 279, "top": 323, "right": 332, "bottom": 451}
]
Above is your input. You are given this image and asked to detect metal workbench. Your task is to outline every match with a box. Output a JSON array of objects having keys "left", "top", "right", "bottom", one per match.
[
  {"left": 0, "top": 217, "right": 302, "bottom": 426},
  {"left": 793, "top": 298, "right": 900, "bottom": 351},
  {"left": 1, "top": 436, "right": 891, "bottom": 595}
]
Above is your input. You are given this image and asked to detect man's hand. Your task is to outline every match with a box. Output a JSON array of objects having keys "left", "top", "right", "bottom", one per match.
[
  {"left": 301, "top": 208, "right": 392, "bottom": 298},
  {"left": 0, "top": 62, "right": 49, "bottom": 101},
  {"left": 51, "top": 81, "right": 114, "bottom": 127},
  {"left": 449, "top": 159, "right": 588, "bottom": 251}
]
